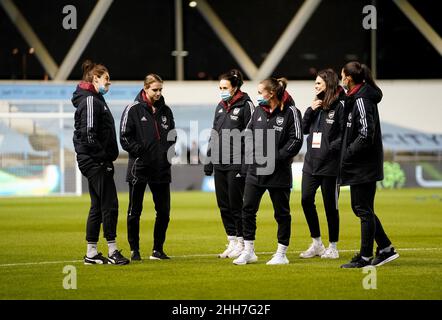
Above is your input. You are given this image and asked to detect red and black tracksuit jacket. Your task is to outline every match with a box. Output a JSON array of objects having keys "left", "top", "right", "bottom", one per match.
[{"left": 120, "top": 90, "right": 176, "bottom": 184}]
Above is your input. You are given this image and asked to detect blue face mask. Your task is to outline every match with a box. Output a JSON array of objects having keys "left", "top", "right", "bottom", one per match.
[
  {"left": 98, "top": 85, "right": 108, "bottom": 95},
  {"left": 220, "top": 91, "right": 231, "bottom": 102},
  {"left": 257, "top": 95, "right": 268, "bottom": 106}
]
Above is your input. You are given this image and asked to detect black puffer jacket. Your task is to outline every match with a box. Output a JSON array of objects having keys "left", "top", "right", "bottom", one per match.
[
  {"left": 339, "top": 83, "right": 384, "bottom": 186},
  {"left": 72, "top": 82, "right": 119, "bottom": 178},
  {"left": 206, "top": 90, "right": 254, "bottom": 173},
  {"left": 245, "top": 92, "right": 303, "bottom": 188},
  {"left": 120, "top": 90, "right": 175, "bottom": 183},
  {"left": 302, "top": 88, "right": 346, "bottom": 176}
]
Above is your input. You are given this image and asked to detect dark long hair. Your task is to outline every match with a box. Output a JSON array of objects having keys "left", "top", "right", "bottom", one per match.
[
  {"left": 316, "top": 69, "right": 339, "bottom": 110},
  {"left": 343, "top": 61, "right": 382, "bottom": 96}
]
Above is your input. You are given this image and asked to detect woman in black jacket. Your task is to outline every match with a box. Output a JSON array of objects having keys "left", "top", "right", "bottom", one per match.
[
  {"left": 233, "top": 78, "right": 303, "bottom": 266},
  {"left": 72, "top": 60, "right": 129, "bottom": 265},
  {"left": 120, "top": 74, "right": 176, "bottom": 261},
  {"left": 339, "top": 61, "right": 399, "bottom": 268},
  {"left": 300, "top": 69, "right": 345, "bottom": 260},
  {"left": 204, "top": 69, "right": 254, "bottom": 259}
]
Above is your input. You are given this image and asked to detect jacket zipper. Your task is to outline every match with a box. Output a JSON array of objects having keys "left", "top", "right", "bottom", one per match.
[{"left": 154, "top": 119, "right": 160, "bottom": 140}]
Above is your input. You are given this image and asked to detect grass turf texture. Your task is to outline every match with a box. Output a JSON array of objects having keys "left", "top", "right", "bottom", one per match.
[{"left": 0, "top": 188, "right": 441, "bottom": 300}]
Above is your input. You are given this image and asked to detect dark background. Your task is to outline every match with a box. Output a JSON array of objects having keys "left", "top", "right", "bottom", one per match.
[{"left": 1, "top": 0, "right": 441, "bottom": 80}]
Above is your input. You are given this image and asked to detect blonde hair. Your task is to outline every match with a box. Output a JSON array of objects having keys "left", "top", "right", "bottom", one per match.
[{"left": 144, "top": 73, "right": 163, "bottom": 89}]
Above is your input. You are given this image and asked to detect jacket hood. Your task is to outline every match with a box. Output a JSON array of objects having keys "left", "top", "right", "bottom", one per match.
[
  {"left": 71, "top": 82, "right": 98, "bottom": 108},
  {"left": 233, "top": 91, "right": 252, "bottom": 107},
  {"left": 282, "top": 90, "right": 295, "bottom": 108},
  {"left": 353, "top": 83, "right": 383, "bottom": 104},
  {"left": 135, "top": 89, "right": 166, "bottom": 109}
]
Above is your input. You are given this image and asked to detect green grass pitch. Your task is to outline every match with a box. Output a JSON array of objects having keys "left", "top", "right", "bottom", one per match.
[{"left": 0, "top": 188, "right": 441, "bottom": 300}]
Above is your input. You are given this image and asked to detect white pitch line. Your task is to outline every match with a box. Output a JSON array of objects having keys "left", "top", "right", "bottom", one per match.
[{"left": 0, "top": 247, "right": 441, "bottom": 268}]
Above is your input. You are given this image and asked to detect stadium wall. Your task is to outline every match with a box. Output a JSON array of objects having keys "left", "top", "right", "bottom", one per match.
[{"left": 0, "top": 80, "right": 441, "bottom": 195}]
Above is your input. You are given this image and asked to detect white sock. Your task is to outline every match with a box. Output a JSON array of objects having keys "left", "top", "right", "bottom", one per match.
[
  {"left": 329, "top": 242, "right": 337, "bottom": 249},
  {"left": 236, "top": 237, "right": 244, "bottom": 248},
  {"left": 244, "top": 240, "right": 254, "bottom": 253},
  {"left": 227, "top": 235, "right": 237, "bottom": 243},
  {"left": 107, "top": 240, "right": 118, "bottom": 256},
  {"left": 313, "top": 237, "right": 322, "bottom": 246},
  {"left": 380, "top": 245, "right": 392, "bottom": 254},
  {"left": 87, "top": 242, "right": 98, "bottom": 258},
  {"left": 276, "top": 243, "right": 288, "bottom": 255}
]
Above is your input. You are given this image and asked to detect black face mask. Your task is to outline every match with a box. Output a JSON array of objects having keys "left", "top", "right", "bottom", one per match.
[{"left": 316, "top": 90, "right": 325, "bottom": 100}]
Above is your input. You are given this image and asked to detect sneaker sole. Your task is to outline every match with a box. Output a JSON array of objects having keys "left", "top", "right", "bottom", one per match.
[
  {"left": 108, "top": 259, "right": 130, "bottom": 265},
  {"left": 84, "top": 259, "right": 107, "bottom": 265},
  {"left": 149, "top": 256, "right": 170, "bottom": 260},
  {"left": 266, "top": 260, "right": 289, "bottom": 265},
  {"left": 233, "top": 257, "right": 258, "bottom": 265},
  {"left": 372, "top": 253, "right": 399, "bottom": 267},
  {"left": 84, "top": 261, "right": 106, "bottom": 265},
  {"left": 300, "top": 253, "right": 324, "bottom": 259}
]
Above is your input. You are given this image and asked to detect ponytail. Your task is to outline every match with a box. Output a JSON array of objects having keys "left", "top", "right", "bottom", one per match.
[
  {"left": 361, "top": 64, "right": 382, "bottom": 96},
  {"left": 219, "top": 69, "right": 244, "bottom": 89},
  {"left": 343, "top": 61, "right": 382, "bottom": 96}
]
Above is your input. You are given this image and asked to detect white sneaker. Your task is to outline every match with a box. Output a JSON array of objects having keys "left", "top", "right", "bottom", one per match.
[
  {"left": 218, "top": 241, "right": 236, "bottom": 258},
  {"left": 233, "top": 251, "right": 258, "bottom": 265},
  {"left": 321, "top": 246, "right": 339, "bottom": 259},
  {"left": 266, "top": 253, "right": 289, "bottom": 265},
  {"left": 299, "top": 242, "right": 326, "bottom": 258},
  {"left": 228, "top": 240, "right": 244, "bottom": 258}
]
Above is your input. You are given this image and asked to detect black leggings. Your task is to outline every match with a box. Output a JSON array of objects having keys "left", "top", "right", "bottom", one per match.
[{"left": 301, "top": 172, "right": 339, "bottom": 242}]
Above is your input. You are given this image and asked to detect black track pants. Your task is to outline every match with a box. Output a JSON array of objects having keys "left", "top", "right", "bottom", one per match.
[
  {"left": 127, "top": 182, "right": 170, "bottom": 252},
  {"left": 242, "top": 183, "right": 292, "bottom": 246},
  {"left": 214, "top": 169, "right": 245, "bottom": 237},
  {"left": 86, "top": 164, "right": 118, "bottom": 243},
  {"left": 350, "top": 182, "right": 391, "bottom": 257}
]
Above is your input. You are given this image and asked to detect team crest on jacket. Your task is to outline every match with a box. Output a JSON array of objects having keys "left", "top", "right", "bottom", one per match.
[
  {"left": 276, "top": 116, "right": 284, "bottom": 126},
  {"left": 233, "top": 108, "right": 240, "bottom": 115},
  {"left": 161, "top": 116, "right": 169, "bottom": 129},
  {"left": 326, "top": 110, "right": 335, "bottom": 124}
]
